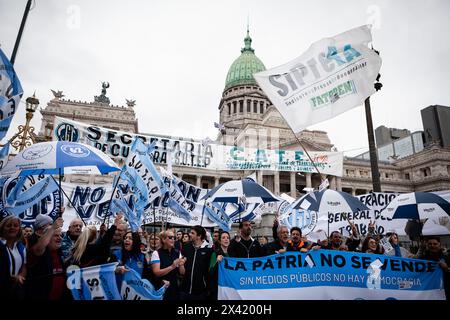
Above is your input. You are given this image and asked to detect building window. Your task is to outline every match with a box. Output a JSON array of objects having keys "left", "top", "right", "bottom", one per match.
[
  {"left": 202, "top": 182, "right": 209, "bottom": 189},
  {"left": 421, "top": 167, "right": 431, "bottom": 177},
  {"left": 254, "top": 101, "right": 258, "bottom": 113},
  {"left": 247, "top": 100, "right": 251, "bottom": 112},
  {"left": 346, "top": 169, "right": 355, "bottom": 176},
  {"left": 260, "top": 102, "right": 264, "bottom": 113},
  {"left": 228, "top": 104, "right": 231, "bottom": 115},
  {"left": 239, "top": 101, "right": 244, "bottom": 113},
  {"left": 447, "top": 165, "right": 450, "bottom": 176},
  {"left": 405, "top": 173, "right": 410, "bottom": 180},
  {"left": 233, "top": 101, "right": 237, "bottom": 114}
]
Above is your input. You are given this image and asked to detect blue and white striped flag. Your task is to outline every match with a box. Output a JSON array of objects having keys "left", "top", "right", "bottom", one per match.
[
  {"left": 0, "top": 48, "right": 23, "bottom": 140},
  {"left": 66, "top": 263, "right": 121, "bottom": 300},
  {"left": 121, "top": 268, "right": 167, "bottom": 300}
]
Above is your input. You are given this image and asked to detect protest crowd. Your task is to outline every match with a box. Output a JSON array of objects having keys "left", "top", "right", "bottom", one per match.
[{"left": 1, "top": 208, "right": 449, "bottom": 301}]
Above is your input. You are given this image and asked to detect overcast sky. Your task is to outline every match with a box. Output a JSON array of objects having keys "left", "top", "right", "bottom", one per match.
[{"left": 1, "top": 0, "right": 449, "bottom": 156}]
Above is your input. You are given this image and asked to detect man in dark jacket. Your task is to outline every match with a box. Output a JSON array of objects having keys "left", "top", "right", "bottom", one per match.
[
  {"left": 229, "top": 221, "right": 264, "bottom": 258},
  {"left": 180, "top": 225, "right": 213, "bottom": 300}
]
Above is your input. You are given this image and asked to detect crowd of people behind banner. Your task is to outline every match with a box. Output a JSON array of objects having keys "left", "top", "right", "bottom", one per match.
[{"left": 0, "top": 208, "right": 449, "bottom": 301}]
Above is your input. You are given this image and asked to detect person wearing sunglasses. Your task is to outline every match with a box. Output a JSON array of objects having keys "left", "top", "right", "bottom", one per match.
[{"left": 151, "top": 230, "right": 185, "bottom": 300}]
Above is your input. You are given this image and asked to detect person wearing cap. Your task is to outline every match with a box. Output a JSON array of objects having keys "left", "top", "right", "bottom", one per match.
[{"left": 25, "top": 214, "right": 71, "bottom": 300}]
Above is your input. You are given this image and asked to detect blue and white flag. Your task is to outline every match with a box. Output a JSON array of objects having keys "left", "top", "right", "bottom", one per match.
[
  {"left": 118, "top": 164, "right": 149, "bottom": 211},
  {"left": 125, "top": 138, "right": 167, "bottom": 203},
  {"left": 110, "top": 188, "right": 141, "bottom": 232},
  {"left": 0, "top": 48, "right": 23, "bottom": 140},
  {"left": 203, "top": 201, "right": 231, "bottom": 231},
  {"left": 121, "top": 268, "right": 167, "bottom": 300},
  {"left": 0, "top": 143, "right": 9, "bottom": 170},
  {"left": 66, "top": 263, "right": 121, "bottom": 300},
  {"left": 5, "top": 176, "right": 59, "bottom": 215},
  {"left": 254, "top": 25, "right": 382, "bottom": 133},
  {"left": 160, "top": 168, "right": 192, "bottom": 222},
  {"left": 218, "top": 251, "right": 445, "bottom": 300}
]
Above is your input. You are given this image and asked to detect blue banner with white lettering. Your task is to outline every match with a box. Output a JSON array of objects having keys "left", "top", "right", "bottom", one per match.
[
  {"left": 218, "top": 250, "right": 446, "bottom": 300},
  {"left": 120, "top": 268, "right": 167, "bottom": 300},
  {"left": 66, "top": 263, "right": 121, "bottom": 300}
]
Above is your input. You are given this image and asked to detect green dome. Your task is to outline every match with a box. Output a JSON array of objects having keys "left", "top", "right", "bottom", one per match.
[{"left": 224, "top": 31, "right": 266, "bottom": 90}]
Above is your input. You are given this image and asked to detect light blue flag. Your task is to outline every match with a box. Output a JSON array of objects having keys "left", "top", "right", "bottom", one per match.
[
  {"left": 0, "top": 141, "right": 9, "bottom": 170},
  {"left": 5, "top": 176, "right": 59, "bottom": 215},
  {"left": 6, "top": 175, "right": 27, "bottom": 205},
  {"left": 121, "top": 268, "right": 167, "bottom": 300},
  {"left": 167, "top": 176, "right": 192, "bottom": 222},
  {"left": 203, "top": 201, "right": 231, "bottom": 231},
  {"left": 130, "top": 138, "right": 168, "bottom": 198},
  {"left": 110, "top": 189, "right": 142, "bottom": 232},
  {"left": 66, "top": 262, "right": 121, "bottom": 300},
  {"left": 119, "top": 164, "right": 149, "bottom": 211},
  {"left": 0, "top": 48, "right": 23, "bottom": 140}
]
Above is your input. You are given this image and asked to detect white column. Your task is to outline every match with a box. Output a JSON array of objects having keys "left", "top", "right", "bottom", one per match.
[
  {"left": 351, "top": 188, "right": 356, "bottom": 196},
  {"left": 257, "top": 171, "right": 263, "bottom": 185},
  {"left": 214, "top": 177, "right": 220, "bottom": 187},
  {"left": 330, "top": 176, "right": 336, "bottom": 190},
  {"left": 290, "top": 172, "right": 296, "bottom": 198},
  {"left": 336, "top": 177, "right": 342, "bottom": 191},
  {"left": 306, "top": 173, "right": 312, "bottom": 188},
  {"left": 274, "top": 171, "right": 280, "bottom": 195},
  {"left": 196, "top": 175, "right": 202, "bottom": 187}
]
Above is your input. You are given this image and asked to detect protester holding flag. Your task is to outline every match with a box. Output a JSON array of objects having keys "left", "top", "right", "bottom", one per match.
[
  {"left": 208, "top": 231, "right": 230, "bottom": 300},
  {"left": 111, "top": 231, "right": 162, "bottom": 290},
  {"left": 151, "top": 230, "right": 185, "bottom": 300},
  {"left": 25, "top": 217, "right": 71, "bottom": 300},
  {"left": 68, "top": 214, "right": 123, "bottom": 267},
  {"left": 384, "top": 232, "right": 412, "bottom": 258},
  {"left": 0, "top": 216, "right": 27, "bottom": 300},
  {"left": 180, "top": 225, "right": 213, "bottom": 300}
]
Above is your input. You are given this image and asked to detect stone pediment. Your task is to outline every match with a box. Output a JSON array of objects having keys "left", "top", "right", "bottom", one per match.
[{"left": 261, "top": 106, "right": 290, "bottom": 128}]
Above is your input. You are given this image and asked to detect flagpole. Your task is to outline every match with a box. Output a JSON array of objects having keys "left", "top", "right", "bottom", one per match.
[
  {"left": 103, "top": 173, "right": 121, "bottom": 225},
  {"left": 58, "top": 168, "right": 63, "bottom": 216},
  {"left": 10, "top": 0, "right": 33, "bottom": 65},
  {"left": 50, "top": 175, "right": 86, "bottom": 226}
]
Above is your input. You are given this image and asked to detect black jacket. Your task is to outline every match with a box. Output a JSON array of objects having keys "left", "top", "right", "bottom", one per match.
[
  {"left": 181, "top": 241, "right": 212, "bottom": 295},
  {"left": 229, "top": 237, "right": 264, "bottom": 258}
]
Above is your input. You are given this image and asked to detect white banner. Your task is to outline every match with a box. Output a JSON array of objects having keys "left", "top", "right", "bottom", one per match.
[
  {"left": 53, "top": 117, "right": 343, "bottom": 176},
  {"left": 254, "top": 25, "right": 382, "bottom": 133},
  {"left": 280, "top": 192, "right": 450, "bottom": 237}
]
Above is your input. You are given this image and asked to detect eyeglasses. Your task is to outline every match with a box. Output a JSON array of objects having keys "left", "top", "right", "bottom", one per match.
[{"left": 167, "top": 236, "right": 175, "bottom": 240}]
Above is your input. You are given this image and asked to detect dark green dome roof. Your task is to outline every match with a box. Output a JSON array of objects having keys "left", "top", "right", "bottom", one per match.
[{"left": 225, "top": 30, "right": 266, "bottom": 90}]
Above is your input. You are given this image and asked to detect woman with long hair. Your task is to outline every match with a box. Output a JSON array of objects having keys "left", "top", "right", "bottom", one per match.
[
  {"left": 68, "top": 214, "right": 123, "bottom": 267},
  {"left": 0, "top": 216, "right": 27, "bottom": 299},
  {"left": 208, "top": 231, "right": 230, "bottom": 300},
  {"left": 361, "top": 236, "right": 385, "bottom": 254}
]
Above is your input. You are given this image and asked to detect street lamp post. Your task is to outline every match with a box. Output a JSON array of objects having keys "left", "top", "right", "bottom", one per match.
[{"left": 10, "top": 93, "right": 39, "bottom": 152}]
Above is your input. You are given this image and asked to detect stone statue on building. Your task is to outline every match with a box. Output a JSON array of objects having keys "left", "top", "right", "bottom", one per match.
[
  {"left": 126, "top": 99, "right": 136, "bottom": 108},
  {"left": 51, "top": 89, "right": 65, "bottom": 99},
  {"left": 94, "top": 81, "right": 110, "bottom": 104}
]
